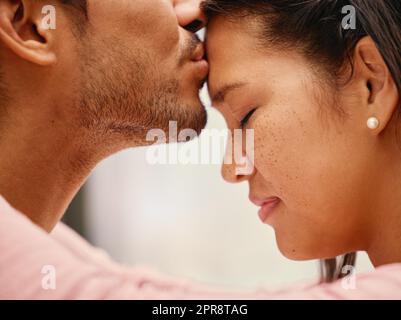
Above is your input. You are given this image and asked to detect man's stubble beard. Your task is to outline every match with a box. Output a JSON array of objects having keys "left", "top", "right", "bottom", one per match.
[{"left": 76, "top": 36, "right": 207, "bottom": 147}]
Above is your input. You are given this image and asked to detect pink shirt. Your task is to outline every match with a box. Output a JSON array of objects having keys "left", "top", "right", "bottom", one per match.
[{"left": 1, "top": 195, "right": 401, "bottom": 300}]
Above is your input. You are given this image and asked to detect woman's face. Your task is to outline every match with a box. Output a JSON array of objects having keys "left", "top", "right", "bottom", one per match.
[{"left": 206, "top": 17, "right": 382, "bottom": 260}]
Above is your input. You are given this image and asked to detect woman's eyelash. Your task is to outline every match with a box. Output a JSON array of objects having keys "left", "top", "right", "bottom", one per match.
[{"left": 240, "top": 109, "right": 257, "bottom": 128}]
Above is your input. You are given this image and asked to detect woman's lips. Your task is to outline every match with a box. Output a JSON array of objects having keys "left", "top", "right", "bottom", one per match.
[{"left": 250, "top": 196, "right": 281, "bottom": 223}]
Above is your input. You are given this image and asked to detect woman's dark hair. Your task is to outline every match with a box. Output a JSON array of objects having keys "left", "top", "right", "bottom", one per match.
[
  {"left": 203, "top": 0, "right": 401, "bottom": 94},
  {"left": 203, "top": 0, "right": 401, "bottom": 282}
]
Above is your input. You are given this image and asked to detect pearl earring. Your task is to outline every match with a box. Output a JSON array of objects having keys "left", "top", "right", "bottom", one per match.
[{"left": 367, "top": 117, "right": 380, "bottom": 130}]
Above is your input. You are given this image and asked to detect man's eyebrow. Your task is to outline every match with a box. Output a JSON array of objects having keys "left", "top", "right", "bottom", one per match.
[{"left": 210, "top": 82, "right": 247, "bottom": 104}]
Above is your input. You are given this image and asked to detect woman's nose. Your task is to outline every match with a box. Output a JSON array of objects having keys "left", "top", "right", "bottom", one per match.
[
  {"left": 173, "top": 0, "right": 207, "bottom": 32},
  {"left": 221, "top": 145, "right": 255, "bottom": 184},
  {"left": 222, "top": 162, "right": 248, "bottom": 184}
]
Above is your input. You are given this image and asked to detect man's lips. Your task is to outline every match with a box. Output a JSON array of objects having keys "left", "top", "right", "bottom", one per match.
[
  {"left": 192, "top": 59, "right": 209, "bottom": 83},
  {"left": 190, "top": 44, "right": 209, "bottom": 82},
  {"left": 191, "top": 43, "right": 206, "bottom": 62},
  {"left": 249, "top": 195, "right": 281, "bottom": 223},
  {"left": 184, "top": 42, "right": 208, "bottom": 83}
]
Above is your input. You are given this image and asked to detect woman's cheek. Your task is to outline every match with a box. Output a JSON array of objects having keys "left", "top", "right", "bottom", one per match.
[{"left": 252, "top": 104, "right": 320, "bottom": 212}]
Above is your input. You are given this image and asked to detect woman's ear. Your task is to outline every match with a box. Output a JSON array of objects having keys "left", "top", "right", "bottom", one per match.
[
  {"left": 0, "top": 0, "right": 56, "bottom": 66},
  {"left": 353, "top": 36, "right": 399, "bottom": 134}
]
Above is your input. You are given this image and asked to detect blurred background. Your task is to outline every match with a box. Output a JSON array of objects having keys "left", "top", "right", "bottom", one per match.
[{"left": 63, "top": 85, "right": 374, "bottom": 290}]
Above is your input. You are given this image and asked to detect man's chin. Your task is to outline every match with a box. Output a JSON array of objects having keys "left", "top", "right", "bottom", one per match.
[
  {"left": 178, "top": 101, "right": 208, "bottom": 136},
  {"left": 128, "top": 102, "right": 208, "bottom": 147}
]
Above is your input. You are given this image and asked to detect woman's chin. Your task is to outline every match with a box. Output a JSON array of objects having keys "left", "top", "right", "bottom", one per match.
[
  {"left": 275, "top": 236, "right": 321, "bottom": 261},
  {"left": 279, "top": 249, "right": 312, "bottom": 261},
  {"left": 276, "top": 238, "right": 348, "bottom": 261}
]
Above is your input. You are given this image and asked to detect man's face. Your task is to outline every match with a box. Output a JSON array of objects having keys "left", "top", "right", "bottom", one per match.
[{"left": 71, "top": 0, "right": 208, "bottom": 142}]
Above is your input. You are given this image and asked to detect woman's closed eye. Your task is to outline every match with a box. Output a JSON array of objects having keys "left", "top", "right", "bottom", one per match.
[{"left": 240, "top": 108, "right": 257, "bottom": 128}]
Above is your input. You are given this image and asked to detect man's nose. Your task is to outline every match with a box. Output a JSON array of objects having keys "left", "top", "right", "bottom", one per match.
[{"left": 173, "top": 0, "right": 207, "bottom": 32}]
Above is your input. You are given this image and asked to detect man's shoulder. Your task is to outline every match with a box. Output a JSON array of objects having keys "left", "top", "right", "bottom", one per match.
[
  {"left": 0, "top": 194, "right": 48, "bottom": 241},
  {"left": 0, "top": 194, "right": 115, "bottom": 269},
  {"left": 0, "top": 195, "right": 123, "bottom": 299},
  {"left": 51, "top": 222, "right": 116, "bottom": 268}
]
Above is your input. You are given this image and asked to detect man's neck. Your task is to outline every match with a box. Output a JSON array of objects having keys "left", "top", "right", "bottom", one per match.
[{"left": 0, "top": 109, "right": 103, "bottom": 232}]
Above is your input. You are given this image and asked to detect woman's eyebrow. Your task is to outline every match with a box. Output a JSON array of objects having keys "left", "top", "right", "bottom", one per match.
[{"left": 210, "top": 82, "right": 248, "bottom": 104}]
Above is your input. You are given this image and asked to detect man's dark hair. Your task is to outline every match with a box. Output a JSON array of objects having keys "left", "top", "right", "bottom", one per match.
[
  {"left": 60, "top": 0, "right": 88, "bottom": 35},
  {"left": 0, "top": 70, "right": 9, "bottom": 109},
  {"left": 61, "top": 0, "right": 88, "bottom": 16}
]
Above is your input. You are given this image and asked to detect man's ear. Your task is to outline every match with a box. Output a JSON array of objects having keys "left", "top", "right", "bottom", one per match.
[
  {"left": 353, "top": 36, "right": 399, "bottom": 134},
  {"left": 0, "top": 0, "right": 56, "bottom": 65}
]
